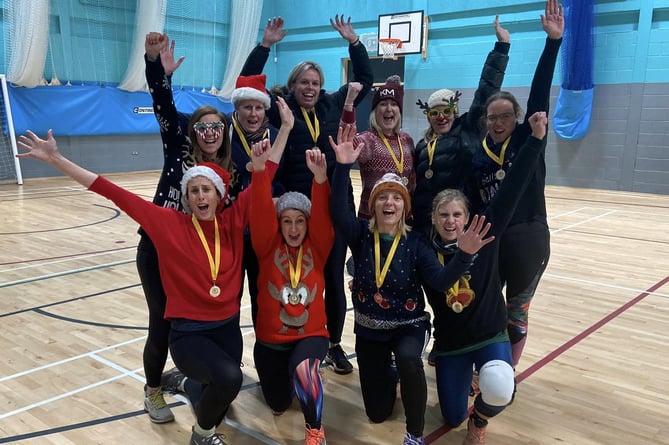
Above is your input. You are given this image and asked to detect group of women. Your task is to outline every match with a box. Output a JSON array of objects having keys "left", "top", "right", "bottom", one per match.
[{"left": 16, "top": 2, "right": 564, "bottom": 445}]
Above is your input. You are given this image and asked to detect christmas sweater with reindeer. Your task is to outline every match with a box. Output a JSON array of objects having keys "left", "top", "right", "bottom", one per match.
[{"left": 250, "top": 168, "right": 334, "bottom": 344}]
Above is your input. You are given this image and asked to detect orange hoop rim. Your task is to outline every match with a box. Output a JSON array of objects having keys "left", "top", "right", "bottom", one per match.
[{"left": 379, "top": 38, "right": 403, "bottom": 49}]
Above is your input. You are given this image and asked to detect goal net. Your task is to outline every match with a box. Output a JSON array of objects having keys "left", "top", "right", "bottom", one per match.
[{"left": 0, "top": 75, "right": 22, "bottom": 184}]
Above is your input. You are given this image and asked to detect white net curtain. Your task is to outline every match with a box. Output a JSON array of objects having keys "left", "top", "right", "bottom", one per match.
[{"left": 3, "top": 0, "right": 263, "bottom": 99}]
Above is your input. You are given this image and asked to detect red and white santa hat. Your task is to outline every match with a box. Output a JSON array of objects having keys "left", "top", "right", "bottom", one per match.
[
  {"left": 231, "top": 74, "right": 271, "bottom": 110},
  {"left": 180, "top": 162, "right": 231, "bottom": 213}
]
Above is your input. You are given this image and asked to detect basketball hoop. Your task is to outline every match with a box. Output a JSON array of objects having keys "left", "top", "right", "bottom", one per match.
[{"left": 379, "top": 38, "right": 402, "bottom": 60}]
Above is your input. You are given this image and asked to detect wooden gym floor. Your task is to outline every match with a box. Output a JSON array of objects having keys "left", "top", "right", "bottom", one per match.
[{"left": 0, "top": 169, "right": 667, "bottom": 444}]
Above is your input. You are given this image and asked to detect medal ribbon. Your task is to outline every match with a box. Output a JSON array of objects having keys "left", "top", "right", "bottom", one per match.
[
  {"left": 232, "top": 115, "right": 269, "bottom": 157},
  {"left": 379, "top": 132, "right": 404, "bottom": 175},
  {"left": 300, "top": 107, "right": 320, "bottom": 145},
  {"left": 438, "top": 252, "right": 459, "bottom": 298},
  {"left": 286, "top": 245, "right": 304, "bottom": 288},
  {"left": 374, "top": 230, "right": 401, "bottom": 289},
  {"left": 426, "top": 136, "right": 438, "bottom": 169},
  {"left": 482, "top": 134, "right": 511, "bottom": 168},
  {"left": 191, "top": 215, "right": 220, "bottom": 284}
]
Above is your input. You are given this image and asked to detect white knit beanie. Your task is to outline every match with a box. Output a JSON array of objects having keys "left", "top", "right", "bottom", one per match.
[
  {"left": 428, "top": 88, "right": 459, "bottom": 110},
  {"left": 275, "top": 191, "right": 312, "bottom": 218},
  {"left": 180, "top": 163, "right": 230, "bottom": 213}
]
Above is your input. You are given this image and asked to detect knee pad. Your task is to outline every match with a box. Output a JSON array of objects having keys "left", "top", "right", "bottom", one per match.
[{"left": 479, "top": 360, "right": 515, "bottom": 406}]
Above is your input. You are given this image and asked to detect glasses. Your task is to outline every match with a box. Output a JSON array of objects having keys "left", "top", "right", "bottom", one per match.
[
  {"left": 486, "top": 112, "right": 515, "bottom": 123},
  {"left": 426, "top": 108, "right": 455, "bottom": 119},
  {"left": 193, "top": 121, "right": 225, "bottom": 131}
]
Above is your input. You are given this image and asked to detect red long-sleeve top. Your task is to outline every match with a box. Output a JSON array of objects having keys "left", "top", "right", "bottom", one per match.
[
  {"left": 90, "top": 162, "right": 277, "bottom": 321},
  {"left": 250, "top": 168, "right": 334, "bottom": 344}
]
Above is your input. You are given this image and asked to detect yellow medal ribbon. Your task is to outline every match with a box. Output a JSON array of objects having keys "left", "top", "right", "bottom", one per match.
[
  {"left": 286, "top": 245, "right": 304, "bottom": 288},
  {"left": 300, "top": 107, "right": 320, "bottom": 145},
  {"left": 374, "top": 230, "right": 402, "bottom": 289},
  {"left": 232, "top": 115, "right": 269, "bottom": 157},
  {"left": 191, "top": 215, "right": 220, "bottom": 285},
  {"left": 438, "top": 252, "right": 459, "bottom": 298},
  {"left": 426, "top": 136, "right": 438, "bottom": 169},
  {"left": 379, "top": 131, "right": 405, "bottom": 175},
  {"left": 482, "top": 134, "right": 511, "bottom": 168}
]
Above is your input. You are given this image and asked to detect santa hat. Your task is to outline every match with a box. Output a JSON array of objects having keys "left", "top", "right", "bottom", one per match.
[
  {"left": 368, "top": 173, "right": 411, "bottom": 215},
  {"left": 372, "top": 75, "right": 404, "bottom": 113},
  {"left": 275, "top": 191, "right": 312, "bottom": 218},
  {"left": 231, "top": 74, "right": 271, "bottom": 110},
  {"left": 180, "top": 162, "right": 231, "bottom": 213},
  {"left": 428, "top": 88, "right": 460, "bottom": 111}
]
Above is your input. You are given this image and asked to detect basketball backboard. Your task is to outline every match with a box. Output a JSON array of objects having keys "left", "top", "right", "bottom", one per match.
[{"left": 377, "top": 10, "right": 424, "bottom": 57}]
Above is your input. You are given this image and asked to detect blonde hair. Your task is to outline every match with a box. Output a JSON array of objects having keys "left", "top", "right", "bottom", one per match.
[
  {"left": 368, "top": 214, "right": 411, "bottom": 238},
  {"left": 286, "top": 61, "right": 325, "bottom": 91}
]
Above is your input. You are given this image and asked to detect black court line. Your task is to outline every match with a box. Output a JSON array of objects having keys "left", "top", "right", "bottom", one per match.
[
  {"left": 34, "top": 308, "right": 147, "bottom": 330},
  {"left": 0, "top": 284, "right": 141, "bottom": 318},
  {"left": 0, "top": 204, "right": 121, "bottom": 235}
]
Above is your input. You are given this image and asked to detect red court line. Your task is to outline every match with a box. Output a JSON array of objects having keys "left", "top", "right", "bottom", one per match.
[{"left": 425, "top": 275, "right": 669, "bottom": 444}]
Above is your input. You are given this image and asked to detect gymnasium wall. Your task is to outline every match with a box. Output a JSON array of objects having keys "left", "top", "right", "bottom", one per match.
[{"left": 6, "top": 0, "right": 669, "bottom": 194}]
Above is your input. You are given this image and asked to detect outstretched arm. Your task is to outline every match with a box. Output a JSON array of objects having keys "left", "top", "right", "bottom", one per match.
[
  {"left": 542, "top": 0, "right": 564, "bottom": 40},
  {"left": 306, "top": 148, "right": 327, "bottom": 184},
  {"left": 260, "top": 17, "right": 287, "bottom": 48},
  {"left": 268, "top": 96, "right": 294, "bottom": 164},
  {"left": 330, "top": 14, "right": 359, "bottom": 45},
  {"left": 329, "top": 124, "right": 363, "bottom": 165},
  {"left": 17, "top": 130, "right": 98, "bottom": 188}
]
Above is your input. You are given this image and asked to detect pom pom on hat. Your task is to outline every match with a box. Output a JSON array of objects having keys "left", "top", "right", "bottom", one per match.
[
  {"left": 372, "top": 75, "right": 404, "bottom": 113},
  {"left": 180, "top": 162, "right": 231, "bottom": 213},
  {"left": 231, "top": 74, "right": 271, "bottom": 110},
  {"left": 427, "top": 88, "right": 460, "bottom": 111},
  {"left": 275, "top": 191, "right": 312, "bottom": 218},
  {"left": 368, "top": 172, "right": 411, "bottom": 215}
]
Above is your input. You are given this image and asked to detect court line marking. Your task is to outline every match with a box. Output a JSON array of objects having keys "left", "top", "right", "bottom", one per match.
[{"left": 424, "top": 274, "right": 669, "bottom": 443}]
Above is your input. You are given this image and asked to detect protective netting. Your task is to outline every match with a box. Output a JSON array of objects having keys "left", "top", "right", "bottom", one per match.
[{"left": 560, "top": 0, "right": 594, "bottom": 90}]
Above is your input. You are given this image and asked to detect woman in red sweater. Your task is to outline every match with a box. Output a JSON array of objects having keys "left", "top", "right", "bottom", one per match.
[
  {"left": 16, "top": 104, "right": 290, "bottom": 445},
  {"left": 250, "top": 146, "right": 333, "bottom": 445}
]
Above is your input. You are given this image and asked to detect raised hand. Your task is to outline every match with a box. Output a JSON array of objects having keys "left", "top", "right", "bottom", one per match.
[
  {"left": 542, "top": 0, "right": 564, "bottom": 40},
  {"left": 306, "top": 148, "right": 327, "bottom": 184},
  {"left": 159, "top": 36, "right": 185, "bottom": 76},
  {"left": 330, "top": 15, "right": 358, "bottom": 44},
  {"left": 251, "top": 139, "right": 272, "bottom": 172},
  {"left": 17, "top": 129, "right": 59, "bottom": 162},
  {"left": 329, "top": 124, "right": 362, "bottom": 164},
  {"left": 145, "top": 32, "right": 168, "bottom": 62},
  {"left": 457, "top": 214, "right": 494, "bottom": 255},
  {"left": 528, "top": 111, "right": 548, "bottom": 139},
  {"left": 277, "top": 96, "right": 294, "bottom": 130},
  {"left": 494, "top": 15, "right": 510, "bottom": 43},
  {"left": 261, "top": 17, "right": 287, "bottom": 48}
]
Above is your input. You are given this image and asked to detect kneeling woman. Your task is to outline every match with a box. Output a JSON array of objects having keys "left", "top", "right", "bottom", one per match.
[
  {"left": 328, "top": 125, "right": 492, "bottom": 445},
  {"left": 426, "top": 111, "right": 547, "bottom": 445},
  {"left": 250, "top": 147, "right": 333, "bottom": 445}
]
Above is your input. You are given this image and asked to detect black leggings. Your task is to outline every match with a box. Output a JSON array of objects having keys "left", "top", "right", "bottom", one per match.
[
  {"left": 254, "top": 336, "right": 329, "bottom": 426},
  {"left": 136, "top": 233, "right": 170, "bottom": 388},
  {"left": 355, "top": 322, "right": 430, "bottom": 438},
  {"left": 169, "top": 317, "right": 243, "bottom": 430},
  {"left": 239, "top": 232, "right": 260, "bottom": 326},
  {"left": 324, "top": 232, "right": 348, "bottom": 344}
]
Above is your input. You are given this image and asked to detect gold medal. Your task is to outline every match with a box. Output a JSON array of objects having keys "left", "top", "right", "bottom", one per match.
[
  {"left": 246, "top": 161, "right": 253, "bottom": 172},
  {"left": 373, "top": 292, "right": 384, "bottom": 305},
  {"left": 289, "top": 292, "right": 300, "bottom": 305},
  {"left": 425, "top": 168, "right": 433, "bottom": 179},
  {"left": 451, "top": 301, "right": 463, "bottom": 313},
  {"left": 495, "top": 169, "right": 505, "bottom": 181},
  {"left": 401, "top": 176, "right": 409, "bottom": 186},
  {"left": 209, "top": 285, "right": 221, "bottom": 298}
]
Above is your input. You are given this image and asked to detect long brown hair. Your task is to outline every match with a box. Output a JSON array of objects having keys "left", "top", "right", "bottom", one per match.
[{"left": 188, "top": 106, "right": 233, "bottom": 172}]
